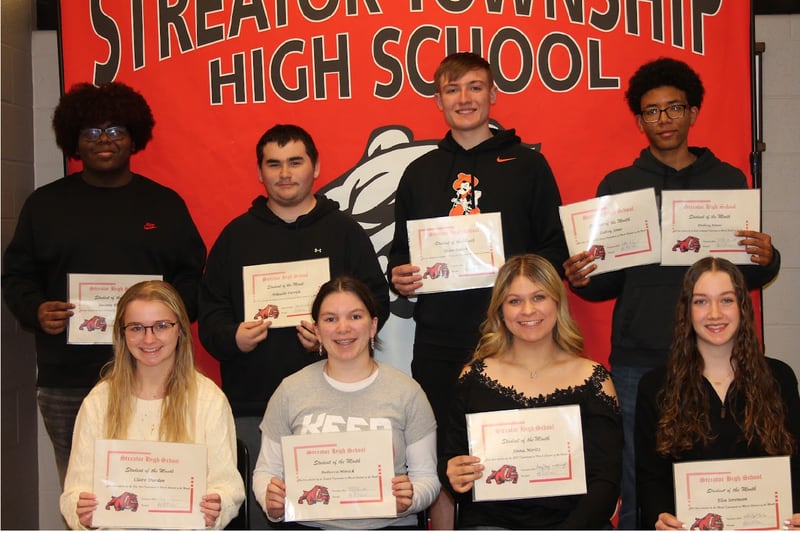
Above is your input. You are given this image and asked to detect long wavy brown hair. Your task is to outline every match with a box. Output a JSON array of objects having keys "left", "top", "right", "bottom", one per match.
[
  {"left": 102, "top": 280, "right": 197, "bottom": 443},
  {"left": 656, "top": 257, "right": 794, "bottom": 457},
  {"left": 470, "top": 254, "right": 583, "bottom": 364}
]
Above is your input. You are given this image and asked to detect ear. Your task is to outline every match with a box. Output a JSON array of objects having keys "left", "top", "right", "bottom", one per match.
[
  {"left": 257, "top": 168, "right": 265, "bottom": 184},
  {"left": 489, "top": 85, "right": 498, "bottom": 105},
  {"left": 434, "top": 92, "right": 444, "bottom": 111},
  {"left": 688, "top": 106, "right": 699, "bottom": 126},
  {"left": 636, "top": 115, "right": 646, "bottom": 133},
  {"left": 313, "top": 160, "right": 320, "bottom": 180},
  {"left": 370, "top": 316, "right": 378, "bottom": 338}
]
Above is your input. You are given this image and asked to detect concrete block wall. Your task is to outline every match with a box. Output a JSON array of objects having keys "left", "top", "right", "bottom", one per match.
[{"left": 757, "top": 15, "right": 800, "bottom": 379}]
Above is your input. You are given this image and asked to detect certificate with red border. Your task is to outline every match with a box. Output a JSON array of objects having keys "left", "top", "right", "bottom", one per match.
[
  {"left": 661, "top": 189, "right": 760, "bottom": 266},
  {"left": 407, "top": 212, "right": 505, "bottom": 294},
  {"left": 466, "top": 405, "right": 586, "bottom": 502},
  {"left": 92, "top": 439, "right": 207, "bottom": 529},
  {"left": 242, "top": 257, "right": 330, "bottom": 328},
  {"left": 673, "top": 456, "right": 792, "bottom": 530},
  {"left": 559, "top": 188, "right": 660, "bottom": 276},
  {"left": 67, "top": 273, "right": 162, "bottom": 345},
  {"left": 282, "top": 430, "right": 396, "bottom": 522}
]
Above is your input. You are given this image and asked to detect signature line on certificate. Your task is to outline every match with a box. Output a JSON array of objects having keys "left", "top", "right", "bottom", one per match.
[
  {"left": 341, "top": 465, "right": 386, "bottom": 504},
  {"left": 529, "top": 442, "right": 574, "bottom": 483}
]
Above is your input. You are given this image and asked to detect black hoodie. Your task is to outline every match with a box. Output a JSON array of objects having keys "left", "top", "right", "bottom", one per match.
[
  {"left": 199, "top": 194, "right": 389, "bottom": 416},
  {"left": 387, "top": 129, "right": 568, "bottom": 360},
  {"left": 572, "top": 147, "right": 780, "bottom": 368}
]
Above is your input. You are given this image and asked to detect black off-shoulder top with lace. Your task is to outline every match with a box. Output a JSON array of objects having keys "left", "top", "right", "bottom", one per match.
[{"left": 438, "top": 360, "right": 623, "bottom": 530}]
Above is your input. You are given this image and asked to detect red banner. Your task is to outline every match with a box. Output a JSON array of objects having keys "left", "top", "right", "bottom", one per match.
[{"left": 60, "top": 0, "right": 753, "bottom": 379}]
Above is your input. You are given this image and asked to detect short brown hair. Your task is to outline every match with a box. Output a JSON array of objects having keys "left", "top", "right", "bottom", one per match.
[{"left": 433, "top": 52, "right": 494, "bottom": 94}]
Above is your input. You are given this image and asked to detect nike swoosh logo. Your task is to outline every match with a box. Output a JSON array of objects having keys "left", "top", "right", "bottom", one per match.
[
  {"left": 143, "top": 222, "right": 158, "bottom": 230},
  {"left": 497, "top": 157, "right": 516, "bottom": 163}
]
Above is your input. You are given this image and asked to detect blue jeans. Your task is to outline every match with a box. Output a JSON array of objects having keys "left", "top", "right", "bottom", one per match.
[
  {"left": 611, "top": 365, "right": 652, "bottom": 530},
  {"left": 37, "top": 387, "right": 90, "bottom": 488}
]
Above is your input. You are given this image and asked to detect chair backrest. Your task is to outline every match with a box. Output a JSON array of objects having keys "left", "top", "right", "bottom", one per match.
[{"left": 225, "top": 438, "right": 250, "bottom": 530}]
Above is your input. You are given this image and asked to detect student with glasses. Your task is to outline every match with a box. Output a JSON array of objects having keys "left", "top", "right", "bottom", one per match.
[
  {"left": 59, "top": 281, "right": 244, "bottom": 529},
  {"left": 2, "top": 82, "right": 206, "bottom": 489},
  {"left": 561, "top": 57, "right": 781, "bottom": 529}
]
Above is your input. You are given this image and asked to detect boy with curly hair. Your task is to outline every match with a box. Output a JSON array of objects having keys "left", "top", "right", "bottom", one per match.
[
  {"left": 2, "top": 82, "right": 206, "bottom": 487},
  {"left": 562, "top": 57, "right": 781, "bottom": 529}
]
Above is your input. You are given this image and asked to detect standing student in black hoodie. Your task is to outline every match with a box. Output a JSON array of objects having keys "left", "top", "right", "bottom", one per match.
[
  {"left": 562, "top": 57, "right": 781, "bottom": 530},
  {"left": 198, "top": 124, "right": 389, "bottom": 529},
  {"left": 387, "top": 52, "right": 569, "bottom": 528}
]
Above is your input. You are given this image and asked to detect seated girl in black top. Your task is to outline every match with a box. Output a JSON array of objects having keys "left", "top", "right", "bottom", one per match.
[
  {"left": 440, "top": 254, "right": 622, "bottom": 529},
  {"left": 635, "top": 257, "right": 800, "bottom": 529}
]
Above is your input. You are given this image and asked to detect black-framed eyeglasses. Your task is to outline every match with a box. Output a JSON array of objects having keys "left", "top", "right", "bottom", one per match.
[
  {"left": 79, "top": 125, "right": 129, "bottom": 142},
  {"left": 640, "top": 104, "right": 688, "bottom": 123},
  {"left": 121, "top": 321, "right": 177, "bottom": 338}
]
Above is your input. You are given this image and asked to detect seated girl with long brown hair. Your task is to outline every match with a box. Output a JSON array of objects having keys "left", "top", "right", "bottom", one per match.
[{"left": 635, "top": 257, "right": 799, "bottom": 529}]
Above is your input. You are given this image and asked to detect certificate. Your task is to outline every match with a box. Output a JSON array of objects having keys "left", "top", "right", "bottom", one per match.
[
  {"left": 559, "top": 188, "right": 661, "bottom": 275},
  {"left": 407, "top": 212, "right": 505, "bottom": 294},
  {"left": 67, "top": 273, "right": 163, "bottom": 345},
  {"left": 92, "top": 439, "right": 207, "bottom": 530},
  {"left": 466, "top": 405, "right": 586, "bottom": 502},
  {"left": 282, "top": 430, "right": 396, "bottom": 522},
  {"left": 242, "top": 258, "right": 330, "bottom": 328},
  {"left": 673, "top": 456, "right": 792, "bottom": 530},
  {"left": 661, "top": 189, "right": 760, "bottom": 266}
]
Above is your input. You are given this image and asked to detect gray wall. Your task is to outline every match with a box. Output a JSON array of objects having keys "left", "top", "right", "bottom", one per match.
[
  {"left": 1, "top": 0, "right": 40, "bottom": 529},
  {"left": 758, "top": 15, "right": 800, "bottom": 371}
]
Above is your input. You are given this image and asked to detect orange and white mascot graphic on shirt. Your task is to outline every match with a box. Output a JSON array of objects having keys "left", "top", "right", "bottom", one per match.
[{"left": 449, "top": 173, "right": 481, "bottom": 216}]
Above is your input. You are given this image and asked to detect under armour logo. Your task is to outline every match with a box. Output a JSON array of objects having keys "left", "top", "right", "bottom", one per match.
[{"left": 314, "top": 248, "right": 323, "bottom": 253}]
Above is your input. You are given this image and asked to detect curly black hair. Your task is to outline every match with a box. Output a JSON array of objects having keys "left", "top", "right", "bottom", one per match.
[
  {"left": 52, "top": 82, "right": 155, "bottom": 159},
  {"left": 624, "top": 57, "right": 705, "bottom": 116}
]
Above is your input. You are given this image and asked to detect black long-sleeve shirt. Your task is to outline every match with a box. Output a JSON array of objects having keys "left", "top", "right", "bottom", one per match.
[
  {"left": 2, "top": 173, "right": 206, "bottom": 388},
  {"left": 440, "top": 360, "right": 622, "bottom": 529},
  {"left": 635, "top": 358, "right": 800, "bottom": 529}
]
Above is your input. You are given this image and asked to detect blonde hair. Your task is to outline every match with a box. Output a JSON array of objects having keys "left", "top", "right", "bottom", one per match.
[
  {"left": 102, "top": 280, "right": 197, "bottom": 442},
  {"left": 471, "top": 254, "right": 583, "bottom": 363}
]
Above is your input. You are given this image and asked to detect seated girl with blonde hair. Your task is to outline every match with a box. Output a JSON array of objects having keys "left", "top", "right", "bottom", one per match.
[{"left": 59, "top": 281, "right": 244, "bottom": 529}]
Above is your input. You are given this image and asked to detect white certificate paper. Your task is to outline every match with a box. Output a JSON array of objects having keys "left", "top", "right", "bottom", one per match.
[
  {"left": 242, "top": 258, "right": 330, "bottom": 328},
  {"left": 466, "top": 405, "right": 586, "bottom": 502},
  {"left": 673, "top": 456, "right": 792, "bottom": 530},
  {"left": 67, "top": 273, "right": 163, "bottom": 345},
  {"left": 661, "top": 189, "right": 760, "bottom": 266},
  {"left": 92, "top": 439, "right": 207, "bottom": 530},
  {"left": 407, "top": 212, "right": 505, "bottom": 294},
  {"left": 559, "top": 188, "right": 661, "bottom": 275},
  {"left": 282, "top": 430, "right": 396, "bottom": 522}
]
